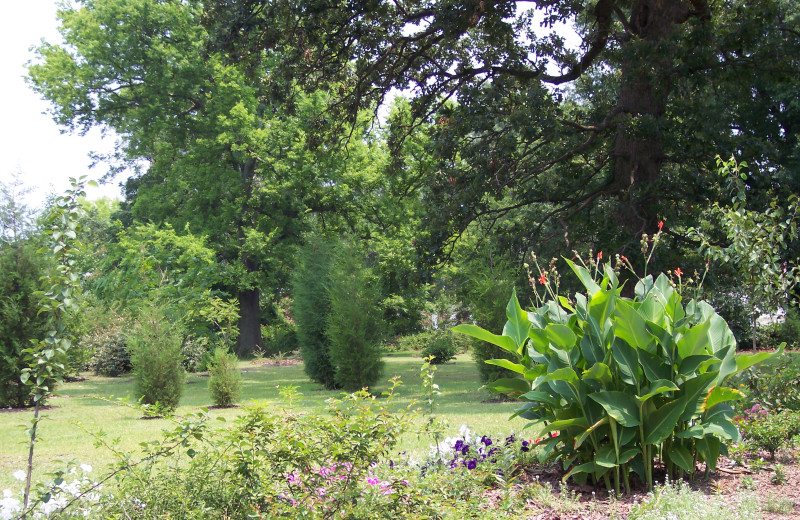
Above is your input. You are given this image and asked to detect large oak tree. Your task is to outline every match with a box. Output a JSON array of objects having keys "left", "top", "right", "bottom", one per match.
[
  {"left": 206, "top": 0, "right": 800, "bottom": 261},
  {"left": 28, "top": 0, "right": 383, "bottom": 354}
]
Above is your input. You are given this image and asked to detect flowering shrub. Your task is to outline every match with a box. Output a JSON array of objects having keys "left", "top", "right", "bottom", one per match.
[
  {"left": 455, "top": 250, "right": 781, "bottom": 491},
  {"left": 735, "top": 406, "right": 800, "bottom": 458},
  {"left": 2, "top": 464, "right": 101, "bottom": 520}
]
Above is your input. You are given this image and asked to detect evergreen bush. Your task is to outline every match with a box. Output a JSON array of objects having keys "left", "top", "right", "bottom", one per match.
[
  {"left": 420, "top": 330, "right": 459, "bottom": 364},
  {"left": 85, "top": 314, "right": 131, "bottom": 377},
  {"left": 128, "top": 305, "right": 186, "bottom": 413},
  {"left": 208, "top": 347, "right": 242, "bottom": 407},
  {"left": 326, "top": 239, "right": 385, "bottom": 391},
  {"left": 0, "top": 240, "right": 48, "bottom": 408},
  {"left": 291, "top": 235, "right": 338, "bottom": 389}
]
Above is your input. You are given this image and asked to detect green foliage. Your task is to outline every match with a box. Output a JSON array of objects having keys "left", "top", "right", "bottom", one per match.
[
  {"left": 420, "top": 331, "right": 459, "bottom": 365},
  {"left": 736, "top": 407, "right": 800, "bottom": 459},
  {"left": 698, "top": 156, "right": 800, "bottom": 350},
  {"left": 734, "top": 352, "right": 800, "bottom": 412},
  {"left": 756, "top": 307, "right": 800, "bottom": 351},
  {"left": 128, "top": 305, "right": 186, "bottom": 413},
  {"left": 326, "top": 239, "right": 385, "bottom": 392},
  {"left": 88, "top": 381, "right": 411, "bottom": 519},
  {"left": 0, "top": 239, "right": 48, "bottom": 408},
  {"left": 207, "top": 347, "right": 242, "bottom": 407},
  {"left": 261, "top": 320, "right": 298, "bottom": 357},
  {"left": 291, "top": 235, "right": 337, "bottom": 389},
  {"left": 628, "top": 480, "right": 760, "bottom": 520},
  {"left": 456, "top": 260, "right": 779, "bottom": 491},
  {"left": 84, "top": 314, "right": 131, "bottom": 377},
  {"left": 181, "top": 335, "right": 210, "bottom": 373}
]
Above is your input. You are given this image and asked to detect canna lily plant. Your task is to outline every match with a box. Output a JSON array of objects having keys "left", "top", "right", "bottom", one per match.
[{"left": 455, "top": 259, "right": 781, "bottom": 493}]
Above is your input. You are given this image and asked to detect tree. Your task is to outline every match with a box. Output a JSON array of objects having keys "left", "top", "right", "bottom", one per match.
[
  {"left": 205, "top": 0, "right": 800, "bottom": 264},
  {"left": 697, "top": 157, "right": 800, "bottom": 351},
  {"left": 0, "top": 176, "right": 47, "bottom": 408},
  {"left": 28, "top": 0, "right": 385, "bottom": 355}
]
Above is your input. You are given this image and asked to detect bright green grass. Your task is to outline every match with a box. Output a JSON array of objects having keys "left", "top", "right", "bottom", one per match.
[{"left": 0, "top": 352, "right": 522, "bottom": 489}]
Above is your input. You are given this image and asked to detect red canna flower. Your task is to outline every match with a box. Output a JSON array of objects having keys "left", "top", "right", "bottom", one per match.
[
  {"left": 538, "top": 273, "right": 547, "bottom": 285},
  {"left": 658, "top": 220, "right": 664, "bottom": 231},
  {"left": 620, "top": 255, "right": 628, "bottom": 263},
  {"left": 597, "top": 251, "right": 603, "bottom": 260},
  {"left": 675, "top": 267, "right": 683, "bottom": 277}
]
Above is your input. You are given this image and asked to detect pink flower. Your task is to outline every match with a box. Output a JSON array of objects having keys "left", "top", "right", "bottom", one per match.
[{"left": 367, "top": 478, "right": 379, "bottom": 486}]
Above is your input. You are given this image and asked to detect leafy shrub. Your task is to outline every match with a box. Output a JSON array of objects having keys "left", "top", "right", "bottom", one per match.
[
  {"left": 207, "top": 347, "right": 242, "bottom": 407},
  {"left": 0, "top": 239, "right": 49, "bottom": 408},
  {"left": 735, "top": 406, "right": 800, "bottom": 458},
  {"left": 181, "top": 335, "right": 209, "bottom": 373},
  {"left": 85, "top": 315, "right": 131, "bottom": 377},
  {"left": 421, "top": 331, "right": 459, "bottom": 364},
  {"left": 456, "top": 260, "right": 779, "bottom": 491},
  {"left": 326, "top": 239, "right": 385, "bottom": 391},
  {"left": 84, "top": 382, "right": 411, "bottom": 520},
  {"left": 260, "top": 320, "right": 298, "bottom": 357},
  {"left": 628, "top": 479, "right": 759, "bottom": 520},
  {"left": 733, "top": 352, "right": 800, "bottom": 412},
  {"left": 291, "top": 234, "right": 337, "bottom": 389},
  {"left": 128, "top": 306, "right": 186, "bottom": 413}
]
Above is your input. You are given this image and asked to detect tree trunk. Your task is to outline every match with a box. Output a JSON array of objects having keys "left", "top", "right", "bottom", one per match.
[
  {"left": 237, "top": 286, "right": 262, "bottom": 356},
  {"left": 235, "top": 158, "right": 263, "bottom": 357},
  {"left": 611, "top": 0, "right": 693, "bottom": 233}
]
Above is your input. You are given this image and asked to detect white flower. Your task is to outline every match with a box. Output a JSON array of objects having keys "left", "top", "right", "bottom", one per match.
[
  {"left": 12, "top": 470, "right": 25, "bottom": 481},
  {"left": 79, "top": 464, "right": 92, "bottom": 473}
]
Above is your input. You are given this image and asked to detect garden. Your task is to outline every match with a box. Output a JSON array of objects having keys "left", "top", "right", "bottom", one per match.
[{"left": 5, "top": 0, "right": 800, "bottom": 518}]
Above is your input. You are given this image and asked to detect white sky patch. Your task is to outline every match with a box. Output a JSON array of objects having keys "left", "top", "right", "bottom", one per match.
[{"left": 0, "top": 0, "right": 125, "bottom": 210}]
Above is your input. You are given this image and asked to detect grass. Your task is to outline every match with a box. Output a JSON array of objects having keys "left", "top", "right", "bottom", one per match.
[{"left": 0, "top": 352, "right": 520, "bottom": 490}]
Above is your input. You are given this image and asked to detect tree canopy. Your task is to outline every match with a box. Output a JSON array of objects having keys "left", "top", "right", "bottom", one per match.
[{"left": 206, "top": 0, "right": 800, "bottom": 263}]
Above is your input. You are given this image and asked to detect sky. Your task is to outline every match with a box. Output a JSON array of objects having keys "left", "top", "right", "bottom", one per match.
[{"left": 0, "top": 0, "right": 125, "bottom": 210}]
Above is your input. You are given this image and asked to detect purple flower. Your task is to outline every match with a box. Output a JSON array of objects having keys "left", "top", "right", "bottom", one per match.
[
  {"left": 505, "top": 434, "right": 516, "bottom": 446},
  {"left": 467, "top": 459, "right": 477, "bottom": 470},
  {"left": 521, "top": 440, "right": 530, "bottom": 452}
]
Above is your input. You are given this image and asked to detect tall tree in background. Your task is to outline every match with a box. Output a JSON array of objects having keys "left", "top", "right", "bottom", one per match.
[
  {"left": 28, "top": 0, "right": 384, "bottom": 354},
  {"left": 205, "top": 0, "right": 800, "bottom": 263}
]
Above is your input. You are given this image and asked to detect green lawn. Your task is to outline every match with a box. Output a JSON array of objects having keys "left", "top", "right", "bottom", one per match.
[{"left": 0, "top": 352, "right": 522, "bottom": 490}]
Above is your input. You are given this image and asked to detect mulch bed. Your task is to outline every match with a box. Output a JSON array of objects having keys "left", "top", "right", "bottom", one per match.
[{"left": 489, "top": 450, "right": 800, "bottom": 519}]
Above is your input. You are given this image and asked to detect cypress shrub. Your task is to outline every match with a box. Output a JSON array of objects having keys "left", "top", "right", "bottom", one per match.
[
  {"left": 0, "top": 239, "right": 49, "bottom": 408},
  {"left": 291, "top": 235, "right": 338, "bottom": 389},
  {"left": 326, "top": 240, "right": 385, "bottom": 392},
  {"left": 207, "top": 347, "right": 241, "bottom": 407},
  {"left": 128, "top": 305, "right": 185, "bottom": 413}
]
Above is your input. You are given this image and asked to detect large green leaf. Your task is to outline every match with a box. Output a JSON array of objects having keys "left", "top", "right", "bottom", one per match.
[
  {"left": 695, "top": 436, "right": 722, "bottom": 471},
  {"left": 637, "top": 380, "right": 679, "bottom": 404},
  {"left": 540, "top": 367, "right": 581, "bottom": 403},
  {"left": 582, "top": 362, "right": 612, "bottom": 387},
  {"left": 678, "top": 355, "right": 713, "bottom": 376},
  {"left": 545, "top": 324, "right": 577, "bottom": 350},
  {"left": 542, "top": 417, "right": 589, "bottom": 435},
  {"left": 702, "top": 386, "right": 745, "bottom": 412},
  {"left": 708, "top": 314, "right": 737, "bottom": 353},
  {"left": 453, "top": 324, "right": 518, "bottom": 354},
  {"left": 588, "top": 286, "right": 616, "bottom": 329},
  {"left": 566, "top": 258, "right": 601, "bottom": 295},
  {"left": 519, "top": 390, "right": 559, "bottom": 406},
  {"left": 503, "top": 290, "right": 531, "bottom": 350},
  {"left": 678, "top": 372, "right": 717, "bottom": 422},
  {"left": 486, "top": 377, "right": 530, "bottom": 396},
  {"left": 574, "top": 417, "right": 609, "bottom": 450},
  {"left": 615, "top": 299, "right": 654, "bottom": 352},
  {"left": 643, "top": 397, "right": 687, "bottom": 445},
  {"left": 638, "top": 349, "right": 670, "bottom": 382},
  {"left": 676, "top": 319, "right": 711, "bottom": 359},
  {"left": 595, "top": 444, "right": 617, "bottom": 468},
  {"left": 668, "top": 445, "right": 693, "bottom": 472},
  {"left": 485, "top": 358, "right": 527, "bottom": 375},
  {"left": 589, "top": 391, "right": 641, "bottom": 427},
  {"left": 611, "top": 338, "right": 639, "bottom": 385}
]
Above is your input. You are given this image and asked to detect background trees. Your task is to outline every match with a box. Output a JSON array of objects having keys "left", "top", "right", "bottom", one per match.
[{"left": 205, "top": 0, "right": 800, "bottom": 271}]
